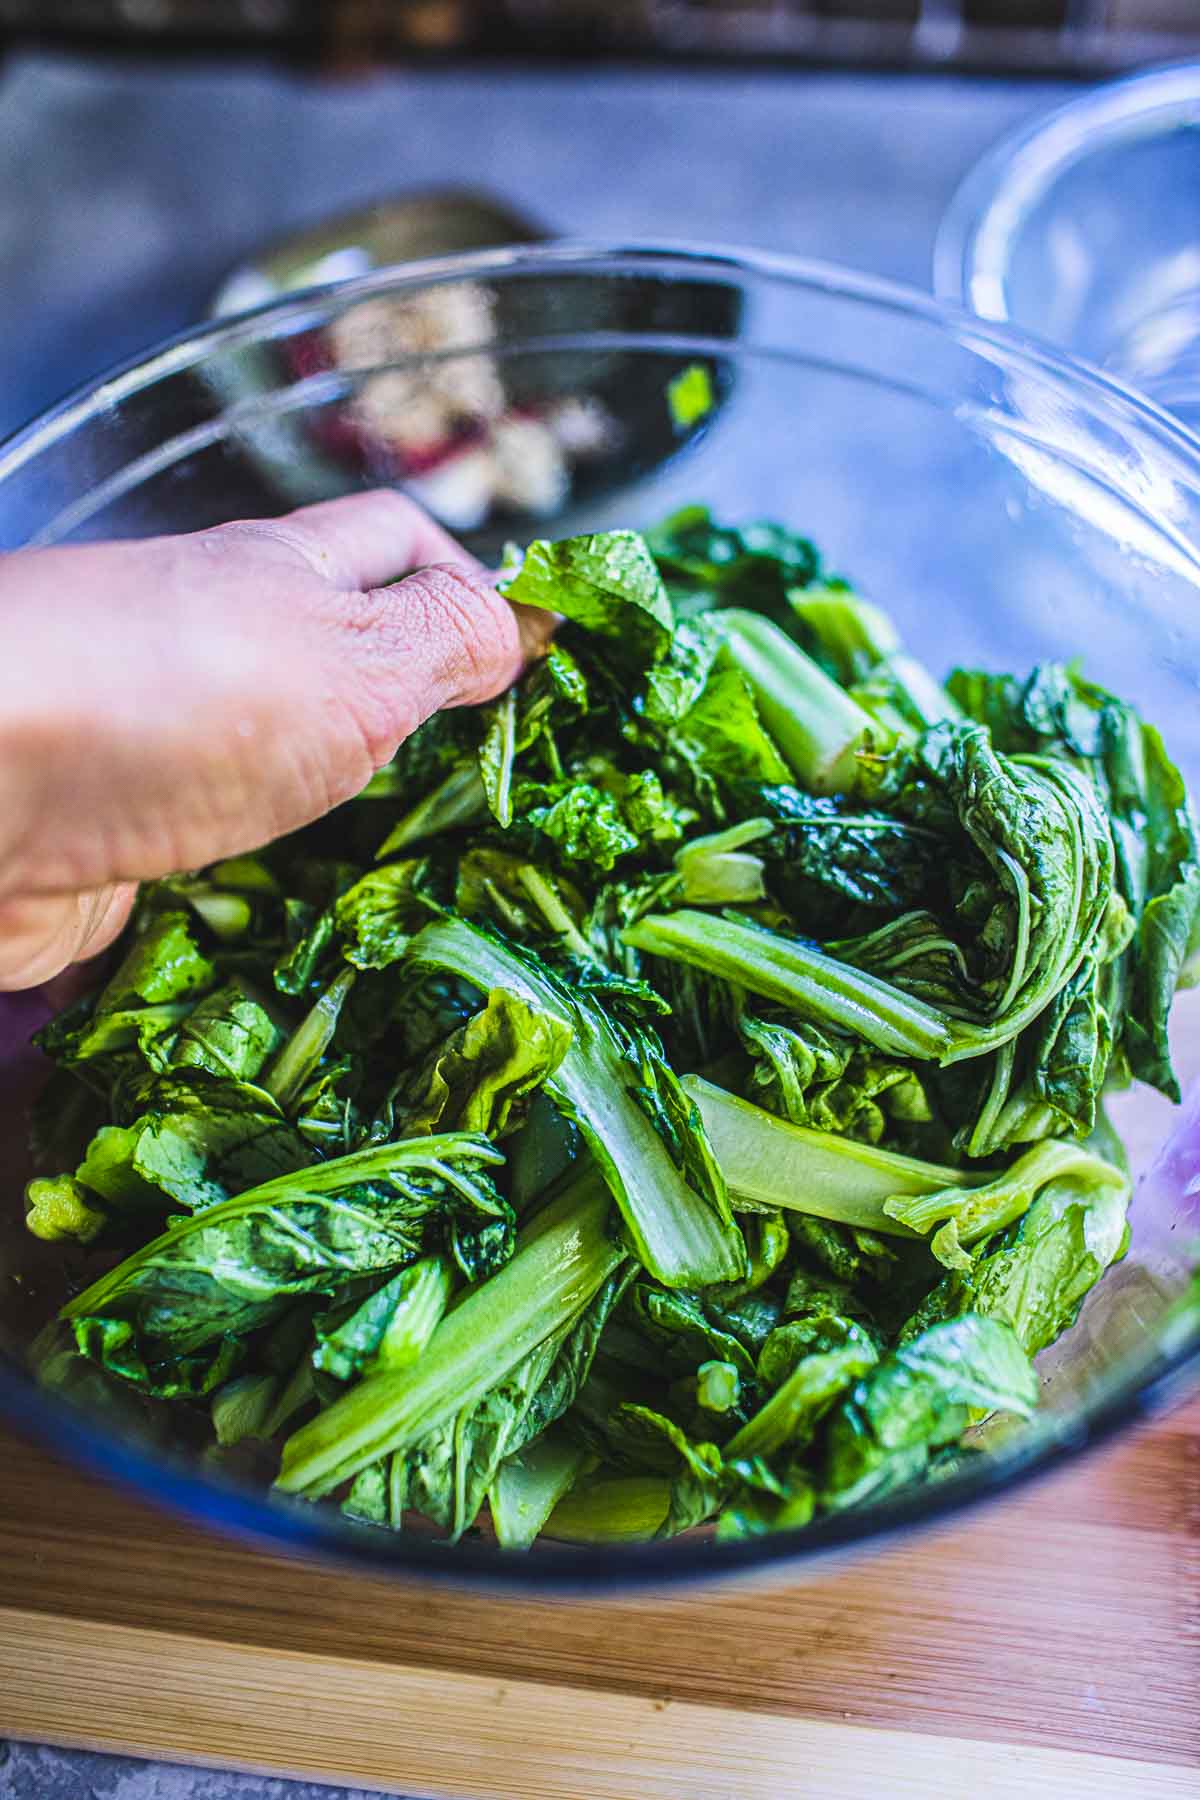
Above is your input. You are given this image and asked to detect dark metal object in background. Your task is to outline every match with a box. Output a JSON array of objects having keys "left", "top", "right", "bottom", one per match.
[
  {"left": 203, "top": 198, "right": 741, "bottom": 553},
  {"left": 208, "top": 188, "right": 549, "bottom": 316},
  {"left": 0, "top": 0, "right": 1198, "bottom": 75}
]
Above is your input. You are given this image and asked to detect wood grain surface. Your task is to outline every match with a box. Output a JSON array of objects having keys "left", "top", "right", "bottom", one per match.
[{"left": 0, "top": 1399, "right": 1196, "bottom": 1797}]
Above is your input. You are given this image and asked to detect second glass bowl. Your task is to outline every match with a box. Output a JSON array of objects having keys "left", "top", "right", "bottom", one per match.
[{"left": 936, "top": 63, "right": 1200, "bottom": 433}]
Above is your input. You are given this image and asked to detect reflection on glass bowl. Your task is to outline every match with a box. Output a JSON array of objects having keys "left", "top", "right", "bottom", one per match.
[{"left": 293, "top": 280, "right": 622, "bottom": 529}]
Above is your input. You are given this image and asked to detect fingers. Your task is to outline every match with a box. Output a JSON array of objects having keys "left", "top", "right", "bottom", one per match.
[
  {"left": 339, "top": 562, "right": 536, "bottom": 766},
  {"left": 0, "top": 883, "right": 136, "bottom": 993},
  {"left": 241, "top": 489, "right": 482, "bottom": 592},
  {"left": 231, "top": 500, "right": 553, "bottom": 757}
]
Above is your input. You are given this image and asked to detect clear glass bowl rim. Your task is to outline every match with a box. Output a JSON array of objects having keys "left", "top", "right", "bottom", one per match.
[
  {"left": 933, "top": 59, "right": 1200, "bottom": 328},
  {"left": 1, "top": 236, "right": 1198, "bottom": 1591}
]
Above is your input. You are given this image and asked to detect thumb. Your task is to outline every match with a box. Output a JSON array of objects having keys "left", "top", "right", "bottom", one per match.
[
  {"left": 0, "top": 884, "right": 136, "bottom": 993},
  {"left": 338, "top": 562, "right": 554, "bottom": 759}
]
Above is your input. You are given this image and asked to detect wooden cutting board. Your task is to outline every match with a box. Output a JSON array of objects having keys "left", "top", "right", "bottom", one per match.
[{"left": 0, "top": 1398, "right": 1195, "bottom": 1800}]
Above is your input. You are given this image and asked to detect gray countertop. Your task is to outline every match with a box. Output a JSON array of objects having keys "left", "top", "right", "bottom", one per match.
[{"left": 0, "top": 48, "right": 1075, "bottom": 1800}]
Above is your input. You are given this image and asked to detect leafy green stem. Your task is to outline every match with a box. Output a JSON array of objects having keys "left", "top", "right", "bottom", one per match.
[
  {"left": 407, "top": 916, "right": 747, "bottom": 1287},
  {"left": 277, "top": 1172, "right": 624, "bottom": 1499},
  {"left": 263, "top": 968, "right": 356, "bottom": 1110},
  {"left": 624, "top": 910, "right": 955, "bottom": 1060},
  {"left": 717, "top": 608, "right": 894, "bottom": 794}
]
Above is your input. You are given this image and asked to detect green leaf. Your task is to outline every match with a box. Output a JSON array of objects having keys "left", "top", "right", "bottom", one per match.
[
  {"left": 94, "top": 912, "right": 216, "bottom": 1013},
  {"left": 670, "top": 820, "right": 770, "bottom": 907},
  {"left": 784, "top": 1217, "right": 896, "bottom": 1291},
  {"left": 822, "top": 1314, "right": 1037, "bottom": 1510},
  {"left": 71, "top": 1314, "right": 241, "bottom": 1401},
  {"left": 313, "top": 1256, "right": 454, "bottom": 1381},
  {"left": 211, "top": 1371, "right": 279, "bottom": 1446},
  {"left": 341, "top": 1460, "right": 400, "bottom": 1527},
  {"left": 1122, "top": 725, "right": 1200, "bottom": 1100},
  {"left": 262, "top": 969, "right": 356, "bottom": 1112},
  {"left": 684, "top": 1076, "right": 971, "bottom": 1233},
  {"left": 747, "top": 783, "right": 941, "bottom": 915},
  {"left": 952, "top": 917, "right": 1129, "bottom": 1156},
  {"left": 645, "top": 507, "right": 821, "bottom": 624},
  {"left": 710, "top": 1209, "right": 790, "bottom": 1303},
  {"left": 63, "top": 1133, "right": 507, "bottom": 1377},
  {"left": 399, "top": 987, "right": 573, "bottom": 1139},
  {"left": 503, "top": 531, "right": 674, "bottom": 665},
  {"left": 273, "top": 902, "right": 337, "bottom": 998},
  {"left": 400, "top": 1261, "right": 634, "bottom": 1540},
  {"left": 791, "top": 584, "right": 958, "bottom": 733},
  {"left": 614, "top": 1407, "right": 731, "bottom": 1534},
  {"left": 790, "top": 582, "right": 901, "bottom": 682},
  {"left": 489, "top": 1429, "right": 587, "bottom": 1550},
  {"left": 477, "top": 644, "right": 590, "bottom": 829},
  {"left": 947, "top": 659, "right": 1116, "bottom": 762},
  {"left": 625, "top": 1283, "right": 758, "bottom": 1382},
  {"left": 168, "top": 982, "right": 282, "bottom": 1083},
  {"left": 902, "top": 722, "right": 1120, "bottom": 1068},
  {"left": 374, "top": 760, "right": 487, "bottom": 861},
  {"left": 512, "top": 766, "right": 692, "bottom": 873},
  {"left": 632, "top": 708, "right": 1124, "bottom": 1117},
  {"left": 33, "top": 913, "right": 219, "bottom": 1078},
  {"left": 544, "top": 1473, "right": 672, "bottom": 1544},
  {"left": 716, "top": 609, "right": 890, "bottom": 795},
  {"left": 902, "top": 1142, "right": 1130, "bottom": 1355},
  {"left": 740, "top": 1011, "right": 931, "bottom": 1146},
  {"left": 478, "top": 687, "right": 518, "bottom": 827},
  {"left": 672, "top": 664, "right": 795, "bottom": 810},
  {"left": 727, "top": 1338, "right": 878, "bottom": 1461},
  {"left": 75, "top": 1072, "right": 311, "bottom": 1216},
  {"left": 34, "top": 997, "right": 191, "bottom": 1075},
  {"left": 513, "top": 781, "right": 640, "bottom": 872},
  {"left": 882, "top": 1137, "right": 1130, "bottom": 1273},
  {"left": 334, "top": 862, "right": 429, "bottom": 971},
  {"left": 626, "top": 912, "right": 955, "bottom": 1060},
  {"left": 715, "top": 1478, "right": 817, "bottom": 1540},
  {"left": 367, "top": 708, "right": 482, "bottom": 858}
]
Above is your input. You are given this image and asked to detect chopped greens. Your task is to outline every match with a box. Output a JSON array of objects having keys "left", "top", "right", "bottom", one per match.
[{"left": 25, "top": 508, "right": 1198, "bottom": 1552}]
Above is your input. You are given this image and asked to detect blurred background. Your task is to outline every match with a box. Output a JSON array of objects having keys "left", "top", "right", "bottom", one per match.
[
  {"left": 1, "top": 4, "right": 1198, "bottom": 447},
  {"left": 2, "top": 0, "right": 1198, "bottom": 73}
]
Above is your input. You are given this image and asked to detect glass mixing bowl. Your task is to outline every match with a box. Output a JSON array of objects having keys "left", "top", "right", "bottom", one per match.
[
  {"left": 2, "top": 242, "right": 1198, "bottom": 1589},
  {"left": 935, "top": 63, "right": 1200, "bottom": 435}
]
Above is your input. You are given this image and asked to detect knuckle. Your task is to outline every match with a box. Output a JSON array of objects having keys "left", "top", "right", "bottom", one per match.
[
  {"left": 345, "top": 563, "right": 519, "bottom": 759},
  {"left": 404, "top": 563, "right": 520, "bottom": 699},
  {"left": 195, "top": 516, "right": 338, "bottom": 584}
]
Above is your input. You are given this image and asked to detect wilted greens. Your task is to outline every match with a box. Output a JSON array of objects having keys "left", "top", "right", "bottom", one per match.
[{"left": 25, "top": 506, "right": 1197, "bottom": 1551}]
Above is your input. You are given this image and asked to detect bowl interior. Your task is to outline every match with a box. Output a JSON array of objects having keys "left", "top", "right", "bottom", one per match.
[{"left": 2, "top": 245, "right": 1199, "bottom": 1586}]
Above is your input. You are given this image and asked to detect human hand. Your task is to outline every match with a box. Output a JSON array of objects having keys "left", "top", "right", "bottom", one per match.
[{"left": 0, "top": 491, "right": 548, "bottom": 991}]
